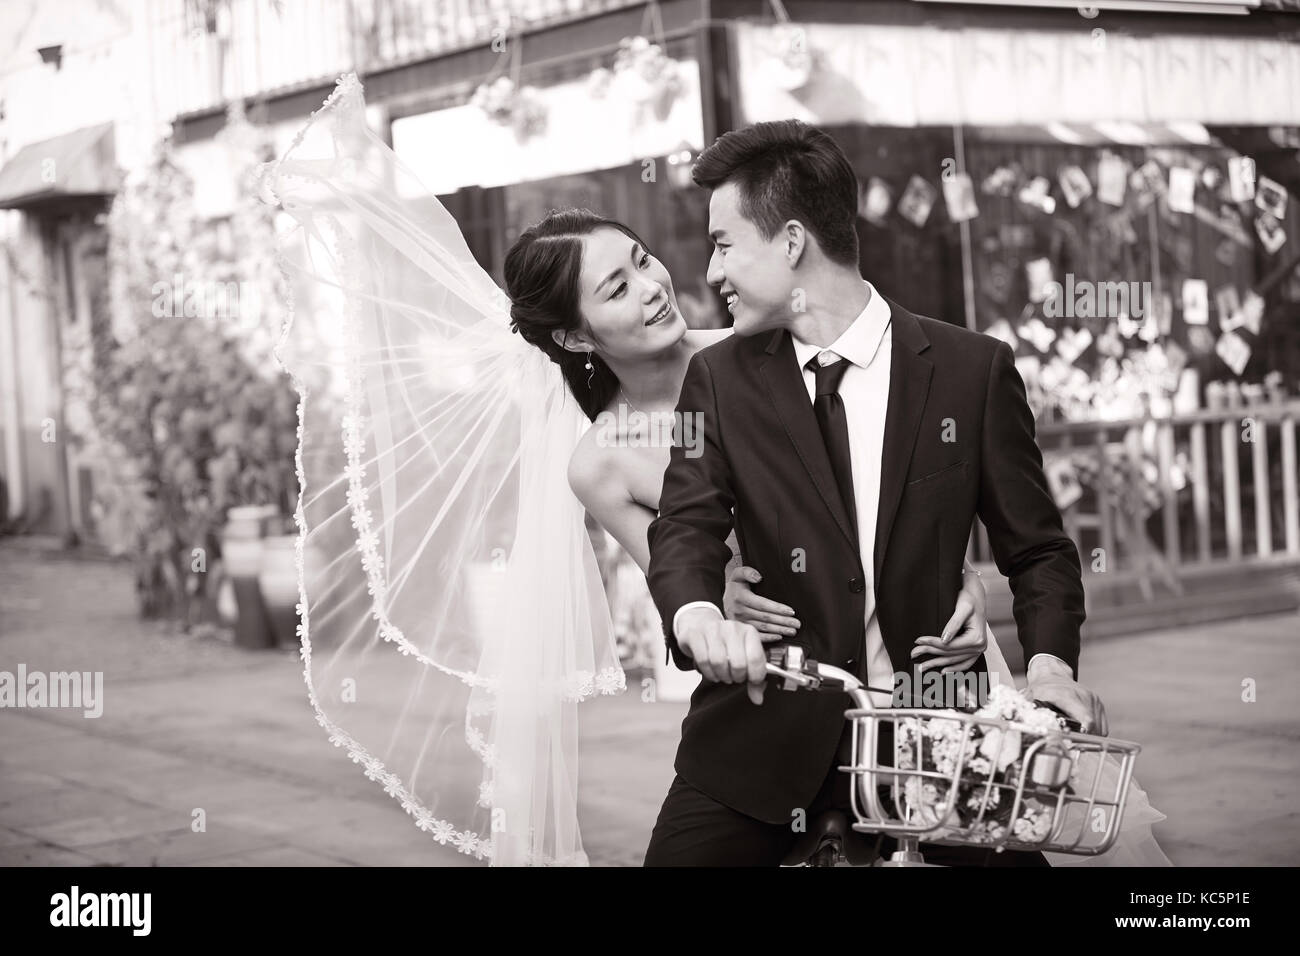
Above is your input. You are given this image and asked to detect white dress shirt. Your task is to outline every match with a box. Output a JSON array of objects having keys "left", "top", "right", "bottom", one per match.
[
  {"left": 671, "top": 281, "right": 1067, "bottom": 701},
  {"left": 786, "top": 282, "right": 894, "bottom": 704}
]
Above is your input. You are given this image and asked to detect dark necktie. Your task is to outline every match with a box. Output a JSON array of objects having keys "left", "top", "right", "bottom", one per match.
[{"left": 806, "top": 354, "right": 857, "bottom": 541}]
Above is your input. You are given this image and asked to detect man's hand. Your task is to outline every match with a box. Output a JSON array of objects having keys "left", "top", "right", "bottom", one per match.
[
  {"left": 676, "top": 607, "right": 774, "bottom": 705},
  {"left": 1026, "top": 656, "right": 1108, "bottom": 735}
]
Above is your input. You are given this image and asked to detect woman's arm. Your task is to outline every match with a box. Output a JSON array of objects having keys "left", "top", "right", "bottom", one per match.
[
  {"left": 960, "top": 559, "right": 988, "bottom": 618},
  {"left": 911, "top": 560, "right": 990, "bottom": 672},
  {"left": 568, "top": 446, "right": 655, "bottom": 576},
  {"left": 570, "top": 445, "right": 799, "bottom": 638}
]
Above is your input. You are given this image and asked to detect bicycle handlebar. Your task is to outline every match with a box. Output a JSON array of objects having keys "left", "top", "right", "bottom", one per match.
[{"left": 764, "top": 648, "right": 1085, "bottom": 732}]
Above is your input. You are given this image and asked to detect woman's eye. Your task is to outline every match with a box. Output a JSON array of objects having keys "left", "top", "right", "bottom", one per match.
[
  {"left": 612, "top": 282, "right": 627, "bottom": 299},
  {"left": 639, "top": 253, "right": 650, "bottom": 268}
]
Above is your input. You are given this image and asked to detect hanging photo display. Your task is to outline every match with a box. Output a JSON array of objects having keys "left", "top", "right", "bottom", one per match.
[
  {"left": 986, "top": 259, "right": 1012, "bottom": 303},
  {"left": 858, "top": 135, "right": 1288, "bottom": 423},
  {"left": 1215, "top": 285, "right": 1241, "bottom": 330},
  {"left": 1134, "top": 160, "right": 1167, "bottom": 205},
  {"left": 1167, "top": 166, "right": 1196, "bottom": 214},
  {"left": 1097, "top": 152, "right": 1128, "bottom": 206},
  {"left": 1018, "top": 176, "right": 1056, "bottom": 214},
  {"left": 1044, "top": 455, "right": 1084, "bottom": 510},
  {"left": 1240, "top": 291, "right": 1264, "bottom": 335},
  {"left": 982, "top": 165, "right": 1019, "bottom": 196},
  {"left": 943, "top": 171, "right": 980, "bottom": 223},
  {"left": 1216, "top": 330, "right": 1251, "bottom": 376},
  {"left": 1058, "top": 165, "right": 1093, "bottom": 209},
  {"left": 898, "top": 175, "right": 938, "bottom": 227},
  {"left": 1025, "top": 257, "right": 1054, "bottom": 302},
  {"left": 1255, "top": 175, "right": 1287, "bottom": 219},
  {"left": 1228, "top": 156, "right": 1256, "bottom": 202},
  {"left": 1256, "top": 213, "right": 1287, "bottom": 254},
  {"left": 1182, "top": 279, "right": 1209, "bottom": 326},
  {"left": 858, "top": 176, "right": 893, "bottom": 225}
]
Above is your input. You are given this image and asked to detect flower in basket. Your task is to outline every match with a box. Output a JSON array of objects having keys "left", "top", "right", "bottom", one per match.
[{"left": 893, "top": 685, "right": 1072, "bottom": 844}]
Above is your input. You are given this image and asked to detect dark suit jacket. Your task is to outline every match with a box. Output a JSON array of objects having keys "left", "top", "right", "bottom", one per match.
[{"left": 646, "top": 298, "right": 1086, "bottom": 824}]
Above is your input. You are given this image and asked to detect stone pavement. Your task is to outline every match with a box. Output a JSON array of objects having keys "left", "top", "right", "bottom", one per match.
[{"left": 1, "top": 539, "right": 1296, "bottom": 866}]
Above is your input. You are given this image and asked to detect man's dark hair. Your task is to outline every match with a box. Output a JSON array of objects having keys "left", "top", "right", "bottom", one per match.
[{"left": 691, "top": 120, "right": 860, "bottom": 267}]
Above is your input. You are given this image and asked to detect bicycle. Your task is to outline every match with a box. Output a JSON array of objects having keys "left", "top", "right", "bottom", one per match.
[{"left": 766, "top": 645, "right": 1142, "bottom": 867}]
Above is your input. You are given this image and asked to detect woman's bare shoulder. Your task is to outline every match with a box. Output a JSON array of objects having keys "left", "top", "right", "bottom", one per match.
[
  {"left": 683, "top": 327, "right": 733, "bottom": 353},
  {"left": 567, "top": 421, "right": 621, "bottom": 501}
]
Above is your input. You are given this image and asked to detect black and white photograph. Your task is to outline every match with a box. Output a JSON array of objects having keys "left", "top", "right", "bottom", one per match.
[{"left": 0, "top": 0, "right": 1297, "bottom": 901}]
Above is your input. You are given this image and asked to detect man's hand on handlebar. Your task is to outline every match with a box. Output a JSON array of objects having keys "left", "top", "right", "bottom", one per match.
[
  {"left": 676, "top": 607, "right": 780, "bottom": 705},
  {"left": 1027, "top": 656, "right": 1109, "bottom": 736}
]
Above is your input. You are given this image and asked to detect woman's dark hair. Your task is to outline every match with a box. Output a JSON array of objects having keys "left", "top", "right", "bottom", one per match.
[
  {"left": 505, "top": 208, "right": 651, "bottom": 421},
  {"left": 691, "top": 120, "right": 860, "bottom": 267}
]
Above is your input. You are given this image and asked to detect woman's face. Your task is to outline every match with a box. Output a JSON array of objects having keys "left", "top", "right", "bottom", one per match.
[{"left": 571, "top": 228, "right": 686, "bottom": 362}]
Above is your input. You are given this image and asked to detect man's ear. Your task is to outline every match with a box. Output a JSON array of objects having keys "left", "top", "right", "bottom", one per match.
[
  {"left": 783, "top": 220, "right": 807, "bottom": 267},
  {"left": 551, "top": 328, "right": 591, "bottom": 354}
]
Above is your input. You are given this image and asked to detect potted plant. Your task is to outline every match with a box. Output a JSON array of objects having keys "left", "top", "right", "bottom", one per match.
[
  {"left": 86, "top": 119, "right": 299, "bottom": 642},
  {"left": 208, "top": 374, "right": 299, "bottom": 648}
]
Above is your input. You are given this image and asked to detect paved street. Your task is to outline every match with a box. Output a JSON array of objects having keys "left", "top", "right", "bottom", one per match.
[{"left": 1, "top": 538, "right": 1296, "bottom": 866}]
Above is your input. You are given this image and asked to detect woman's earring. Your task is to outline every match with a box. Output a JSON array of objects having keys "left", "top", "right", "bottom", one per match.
[{"left": 585, "top": 355, "right": 594, "bottom": 388}]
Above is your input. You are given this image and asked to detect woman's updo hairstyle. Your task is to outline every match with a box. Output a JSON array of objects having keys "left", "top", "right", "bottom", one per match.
[{"left": 505, "top": 208, "right": 652, "bottom": 421}]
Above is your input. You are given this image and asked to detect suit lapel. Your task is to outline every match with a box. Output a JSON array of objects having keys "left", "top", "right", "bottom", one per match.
[
  {"left": 873, "top": 301, "right": 933, "bottom": 587},
  {"left": 758, "top": 329, "right": 857, "bottom": 549}
]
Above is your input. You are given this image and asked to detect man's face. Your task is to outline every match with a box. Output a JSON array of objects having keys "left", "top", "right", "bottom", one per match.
[{"left": 705, "top": 182, "right": 795, "bottom": 336}]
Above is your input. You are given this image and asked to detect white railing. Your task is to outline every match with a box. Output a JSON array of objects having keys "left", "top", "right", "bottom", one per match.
[{"left": 970, "top": 400, "right": 1300, "bottom": 594}]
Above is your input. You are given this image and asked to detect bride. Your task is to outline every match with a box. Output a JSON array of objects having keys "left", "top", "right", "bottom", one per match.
[{"left": 262, "top": 72, "right": 1167, "bottom": 867}]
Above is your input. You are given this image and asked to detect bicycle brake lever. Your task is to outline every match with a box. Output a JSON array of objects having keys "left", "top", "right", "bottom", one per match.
[
  {"left": 803, "top": 659, "right": 845, "bottom": 691},
  {"left": 1033, "top": 699, "right": 1084, "bottom": 733}
]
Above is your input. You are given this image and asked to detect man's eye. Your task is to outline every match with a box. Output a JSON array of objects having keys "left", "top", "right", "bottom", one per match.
[{"left": 639, "top": 253, "right": 650, "bottom": 268}]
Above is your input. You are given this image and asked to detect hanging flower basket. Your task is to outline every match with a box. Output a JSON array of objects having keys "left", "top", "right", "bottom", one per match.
[
  {"left": 471, "top": 77, "right": 548, "bottom": 142},
  {"left": 589, "top": 35, "right": 685, "bottom": 122}
]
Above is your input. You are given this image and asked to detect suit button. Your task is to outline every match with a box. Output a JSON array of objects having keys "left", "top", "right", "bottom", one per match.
[{"left": 848, "top": 577, "right": 865, "bottom": 593}]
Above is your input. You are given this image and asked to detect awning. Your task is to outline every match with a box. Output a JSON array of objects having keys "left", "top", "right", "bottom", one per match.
[
  {"left": 912, "top": 0, "right": 1262, "bottom": 14},
  {"left": 0, "top": 122, "right": 117, "bottom": 209},
  {"left": 733, "top": 22, "right": 1300, "bottom": 127}
]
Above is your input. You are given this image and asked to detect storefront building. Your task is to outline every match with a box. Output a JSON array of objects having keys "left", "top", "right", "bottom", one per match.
[{"left": 162, "top": 0, "right": 1300, "bottom": 633}]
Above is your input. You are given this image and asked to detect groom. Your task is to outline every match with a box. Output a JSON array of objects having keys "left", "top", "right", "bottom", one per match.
[{"left": 644, "top": 120, "right": 1103, "bottom": 866}]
